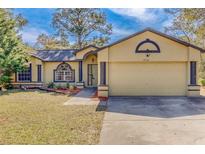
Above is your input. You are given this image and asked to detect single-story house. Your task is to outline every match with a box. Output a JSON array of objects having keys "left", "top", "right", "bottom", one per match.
[{"left": 11, "top": 28, "right": 205, "bottom": 97}]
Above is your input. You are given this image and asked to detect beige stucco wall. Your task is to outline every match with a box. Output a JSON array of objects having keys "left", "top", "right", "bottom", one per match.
[
  {"left": 11, "top": 56, "right": 43, "bottom": 83},
  {"left": 43, "top": 61, "right": 79, "bottom": 84},
  {"left": 108, "top": 31, "right": 190, "bottom": 62},
  {"left": 42, "top": 54, "right": 97, "bottom": 87},
  {"left": 97, "top": 30, "right": 202, "bottom": 96},
  {"left": 11, "top": 52, "right": 98, "bottom": 87},
  {"left": 187, "top": 47, "right": 202, "bottom": 85},
  {"left": 11, "top": 56, "right": 80, "bottom": 85},
  {"left": 11, "top": 73, "right": 16, "bottom": 82},
  {"left": 97, "top": 48, "right": 109, "bottom": 86},
  {"left": 31, "top": 57, "right": 43, "bottom": 82},
  {"left": 201, "top": 53, "right": 205, "bottom": 60}
]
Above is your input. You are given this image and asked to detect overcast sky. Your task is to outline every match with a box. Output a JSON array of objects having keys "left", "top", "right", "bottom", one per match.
[{"left": 13, "top": 8, "right": 173, "bottom": 45}]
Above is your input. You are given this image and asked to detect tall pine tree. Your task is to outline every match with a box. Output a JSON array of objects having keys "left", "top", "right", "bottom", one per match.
[{"left": 52, "top": 8, "right": 112, "bottom": 49}]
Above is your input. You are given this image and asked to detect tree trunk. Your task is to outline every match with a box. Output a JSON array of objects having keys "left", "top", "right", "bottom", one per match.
[
  {"left": 0, "top": 69, "right": 3, "bottom": 77},
  {"left": 77, "top": 35, "right": 82, "bottom": 49}
]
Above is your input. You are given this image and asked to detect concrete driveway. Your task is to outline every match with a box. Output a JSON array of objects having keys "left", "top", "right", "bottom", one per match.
[{"left": 99, "top": 96, "right": 205, "bottom": 144}]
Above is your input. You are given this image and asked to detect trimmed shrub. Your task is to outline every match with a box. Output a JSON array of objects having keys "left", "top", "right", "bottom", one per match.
[
  {"left": 66, "top": 82, "right": 70, "bottom": 89},
  {"left": 200, "top": 79, "right": 205, "bottom": 86},
  {"left": 0, "top": 75, "right": 13, "bottom": 89},
  {"left": 47, "top": 82, "right": 55, "bottom": 88}
]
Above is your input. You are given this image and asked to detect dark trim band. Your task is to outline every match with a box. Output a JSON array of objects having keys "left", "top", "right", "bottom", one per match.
[
  {"left": 37, "top": 64, "right": 42, "bottom": 82},
  {"left": 100, "top": 62, "right": 106, "bottom": 85},
  {"left": 79, "top": 61, "right": 83, "bottom": 82},
  {"left": 30, "top": 63, "right": 32, "bottom": 82},
  {"left": 188, "top": 89, "right": 200, "bottom": 91},
  {"left": 98, "top": 89, "right": 108, "bottom": 91},
  {"left": 188, "top": 84, "right": 200, "bottom": 87},
  {"left": 190, "top": 61, "right": 197, "bottom": 85}
]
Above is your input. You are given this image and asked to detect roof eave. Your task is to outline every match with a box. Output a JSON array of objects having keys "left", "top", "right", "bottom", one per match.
[
  {"left": 30, "top": 54, "right": 44, "bottom": 61},
  {"left": 73, "top": 45, "right": 99, "bottom": 55},
  {"left": 42, "top": 59, "right": 81, "bottom": 62}
]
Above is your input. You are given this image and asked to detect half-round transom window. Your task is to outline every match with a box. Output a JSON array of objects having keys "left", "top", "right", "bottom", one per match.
[
  {"left": 54, "top": 63, "right": 74, "bottom": 82},
  {"left": 135, "top": 39, "right": 160, "bottom": 53}
]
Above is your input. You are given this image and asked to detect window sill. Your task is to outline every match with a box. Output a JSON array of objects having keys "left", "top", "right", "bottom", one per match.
[{"left": 54, "top": 81, "right": 75, "bottom": 83}]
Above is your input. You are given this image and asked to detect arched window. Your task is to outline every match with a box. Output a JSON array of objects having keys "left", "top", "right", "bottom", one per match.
[
  {"left": 54, "top": 63, "right": 75, "bottom": 82},
  {"left": 135, "top": 39, "right": 160, "bottom": 53}
]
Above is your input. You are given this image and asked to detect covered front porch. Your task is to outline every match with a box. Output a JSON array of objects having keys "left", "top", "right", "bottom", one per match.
[
  {"left": 77, "top": 50, "right": 98, "bottom": 88},
  {"left": 76, "top": 48, "right": 109, "bottom": 98}
]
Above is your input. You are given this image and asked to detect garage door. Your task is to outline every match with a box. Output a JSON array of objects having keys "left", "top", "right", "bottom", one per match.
[{"left": 109, "top": 62, "right": 187, "bottom": 96}]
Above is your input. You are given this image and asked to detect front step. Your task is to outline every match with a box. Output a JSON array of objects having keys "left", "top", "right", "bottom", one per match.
[{"left": 12, "top": 83, "right": 44, "bottom": 89}]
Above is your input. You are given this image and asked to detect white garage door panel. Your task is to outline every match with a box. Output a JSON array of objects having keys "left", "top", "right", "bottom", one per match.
[{"left": 109, "top": 62, "right": 187, "bottom": 96}]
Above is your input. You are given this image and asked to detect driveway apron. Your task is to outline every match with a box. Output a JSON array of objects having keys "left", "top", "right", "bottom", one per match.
[{"left": 99, "top": 96, "right": 205, "bottom": 144}]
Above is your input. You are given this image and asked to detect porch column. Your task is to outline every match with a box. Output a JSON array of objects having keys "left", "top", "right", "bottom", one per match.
[
  {"left": 187, "top": 61, "right": 200, "bottom": 96},
  {"left": 98, "top": 62, "right": 108, "bottom": 98},
  {"left": 79, "top": 61, "right": 83, "bottom": 82},
  {"left": 76, "top": 61, "right": 84, "bottom": 89},
  {"left": 100, "top": 62, "right": 106, "bottom": 85}
]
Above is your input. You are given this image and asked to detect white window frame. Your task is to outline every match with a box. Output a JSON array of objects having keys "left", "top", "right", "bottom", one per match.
[{"left": 54, "top": 63, "right": 74, "bottom": 82}]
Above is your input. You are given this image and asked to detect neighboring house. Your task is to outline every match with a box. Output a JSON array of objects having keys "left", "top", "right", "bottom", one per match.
[{"left": 11, "top": 28, "right": 205, "bottom": 97}]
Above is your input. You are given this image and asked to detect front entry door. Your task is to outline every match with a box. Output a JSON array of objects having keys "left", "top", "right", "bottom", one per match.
[{"left": 88, "top": 64, "right": 98, "bottom": 87}]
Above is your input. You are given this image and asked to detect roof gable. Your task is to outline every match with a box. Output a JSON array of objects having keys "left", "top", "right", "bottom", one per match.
[
  {"left": 103, "top": 30, "right": 201, "bottom": 62},
  {"left": 99, "top": 28, "right": 205, "bottom": 52}
]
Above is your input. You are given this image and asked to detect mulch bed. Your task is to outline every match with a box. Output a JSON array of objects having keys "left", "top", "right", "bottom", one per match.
[{"left": 39, "top": 87, "right": 81, "bottom": 95}]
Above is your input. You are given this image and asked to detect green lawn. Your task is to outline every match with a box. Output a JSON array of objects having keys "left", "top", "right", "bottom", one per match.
[{"left": 0, "top": 89, "right": 104, "bottom": 144}]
